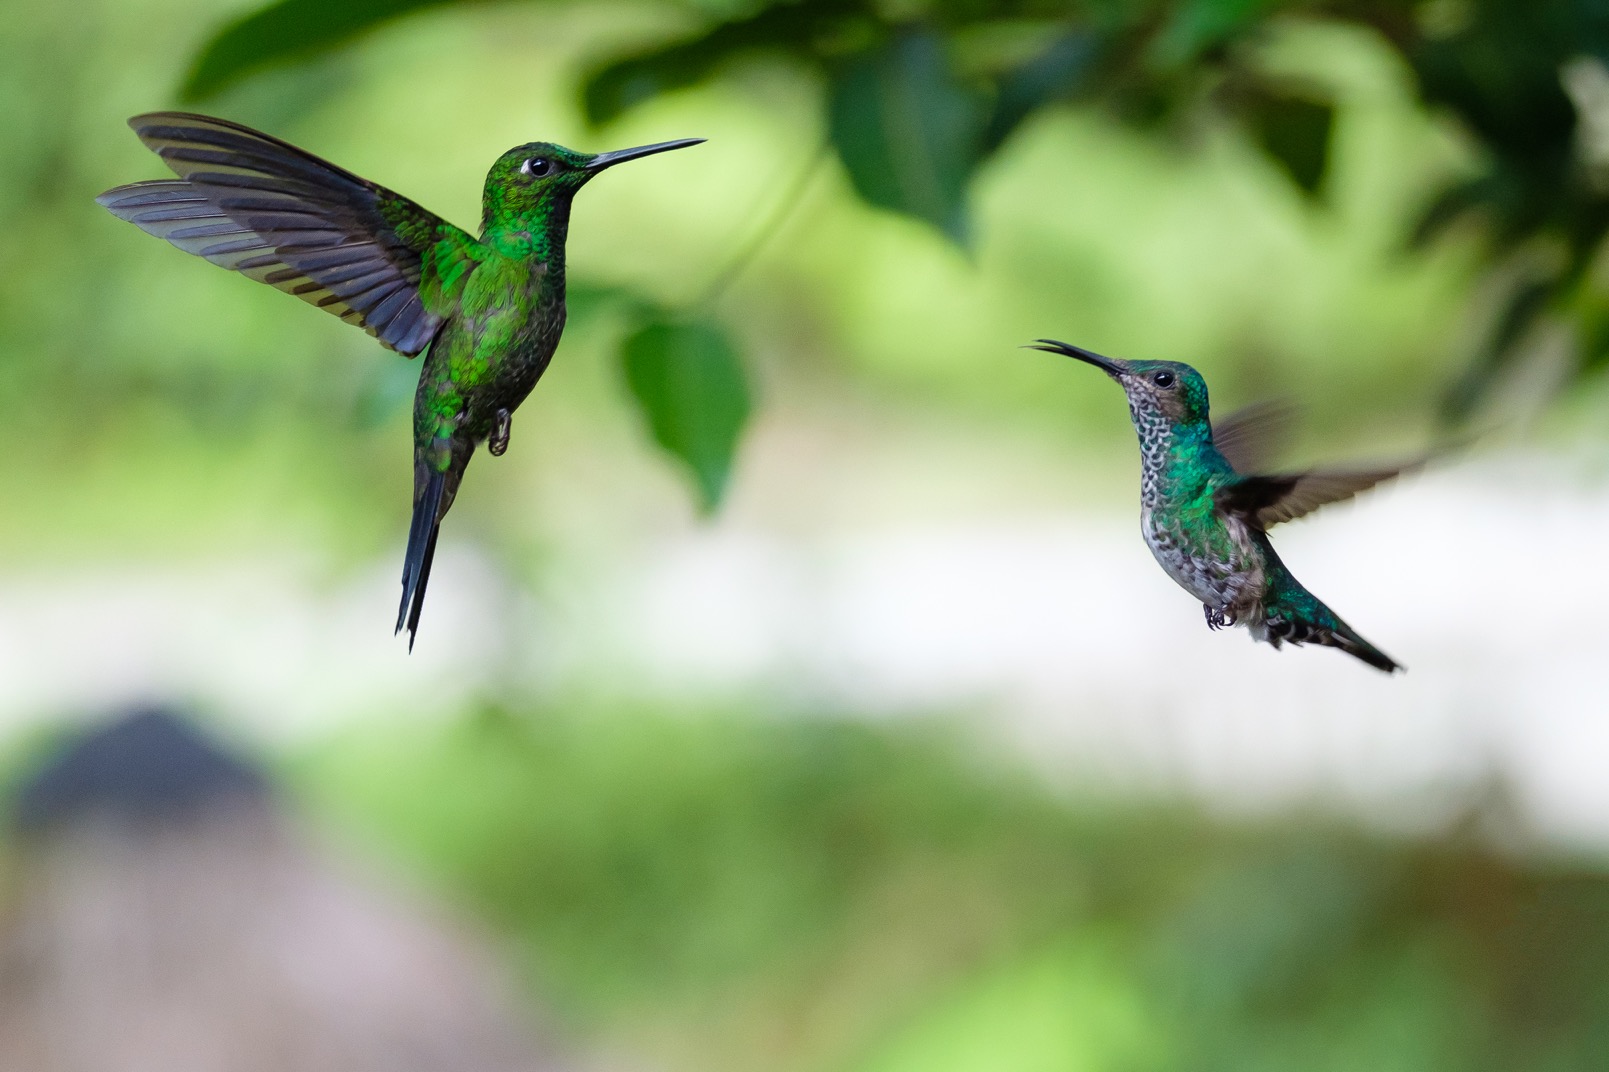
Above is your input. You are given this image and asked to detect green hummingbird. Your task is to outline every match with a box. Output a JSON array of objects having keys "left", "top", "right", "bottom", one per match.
[
  {"left": 98, "top": 113, "right": 702, "bottom": 647},
  {"left": 1031, "top": 339, "right": 1409, "bottom": 672}
]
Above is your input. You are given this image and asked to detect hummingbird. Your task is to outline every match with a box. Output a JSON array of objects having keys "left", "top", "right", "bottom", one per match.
[
  {"left": 1030, "top": 339, "right": 1410, "bottom": 672},
  {"left": 98, "top": 113, "right": 702, "bottom": 647}
]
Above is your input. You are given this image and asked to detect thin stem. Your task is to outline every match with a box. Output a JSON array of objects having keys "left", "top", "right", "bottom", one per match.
[{"left": 695, "top": 137, "right": 831, "bottom": 310}]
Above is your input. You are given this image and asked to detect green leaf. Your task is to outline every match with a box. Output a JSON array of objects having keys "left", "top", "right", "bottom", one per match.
[
  {"left": 621, "top": 317, "right": 751, "bottom": 513},
  {"left": 1245, "top": 91, "right": 1334, "bottom": 197},
  {"left": 1151, "top": 0, "right": 1281, "bottom": 68},
  {"left": 827, "top": 30, "right": 989, "bottom": 244},
  {"left": 979, "top": 31, "right": 1104, "bottom": 156},
  {"left": 582, "top": 3, "right": 834, "bottom": 127},
  {"left": 182, "top": 0, "right": 465, "bottom": 100}
]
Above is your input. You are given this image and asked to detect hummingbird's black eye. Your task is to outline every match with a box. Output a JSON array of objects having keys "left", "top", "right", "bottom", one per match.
[
  {"left": 1152, "top": 371, "right": 1175, "bottom": 388},
  {"left": 521, "top": 157, "right": 552, "bottom": 177}
]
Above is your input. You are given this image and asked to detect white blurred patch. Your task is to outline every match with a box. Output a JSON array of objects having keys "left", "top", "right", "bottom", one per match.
[{"left": 1, "top": 454, "right": 1607, "bottom": 848}]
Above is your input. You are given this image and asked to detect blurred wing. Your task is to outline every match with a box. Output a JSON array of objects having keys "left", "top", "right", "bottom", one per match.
[
  {"left": 1210, "top": 399, "right": 1297, "bottom": 474},
  {"left": 97, "top": 112, "right": 474, "bottom": 356},
  {"left": 1215, "top": 464, "right": 1415, "bottom": 528}
]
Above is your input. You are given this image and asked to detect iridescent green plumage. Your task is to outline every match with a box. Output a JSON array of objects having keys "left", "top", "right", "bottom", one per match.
[
  {"left": 1032, "top": 339, "right": 1408, "bottom": 673},
  {"left": 98, "top": 113, "right": 702, "bottom": 646}
]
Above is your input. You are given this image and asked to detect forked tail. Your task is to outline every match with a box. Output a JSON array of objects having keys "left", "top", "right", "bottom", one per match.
[{"left": 396, "top": 466, "right": 447, "bottom": 651}]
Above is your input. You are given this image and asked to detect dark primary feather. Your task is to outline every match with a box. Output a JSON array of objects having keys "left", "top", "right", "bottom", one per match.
[
  {"left": 1215, "top": 464, "right": 1415, "bottom": 528},
  {"left": 96, "top": 112, "right": 465, "bottom": 356},
  {"left": 1211, "top": 399, "right": 1297, "bottom": 474}
]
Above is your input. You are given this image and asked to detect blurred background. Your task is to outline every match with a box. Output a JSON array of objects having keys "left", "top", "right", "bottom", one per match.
[{"left": 3, "top": 0, "right": 1609, "bottom": 1067}]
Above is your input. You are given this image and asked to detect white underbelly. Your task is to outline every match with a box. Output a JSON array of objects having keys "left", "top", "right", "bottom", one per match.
[{"left": 1141, "top": 509, "right": 1265, "bottom": 613}]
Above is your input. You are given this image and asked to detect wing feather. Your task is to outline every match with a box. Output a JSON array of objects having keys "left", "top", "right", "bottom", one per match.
[
  {"left": 97, "top": 112, "right": 476, "bottom": 356},
  {"left": 1215, "top": 464, "right": 1417, "bottom": 528},
  {"left": 1211, "top": 399, "right": 1297, "bottom": 474}
]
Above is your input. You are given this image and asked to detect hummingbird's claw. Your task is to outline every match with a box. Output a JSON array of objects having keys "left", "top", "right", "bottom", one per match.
[
  {"left": 1204, "top": 604, "right": 1229, "bottom": 631},
  {"left": 489, "top": 409, "right": 511, "bottom": 457}
]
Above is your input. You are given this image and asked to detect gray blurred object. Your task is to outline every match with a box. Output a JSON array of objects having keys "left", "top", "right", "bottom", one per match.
[{"left": 0, "top": 707, "right": 569, "bottom": 1072}]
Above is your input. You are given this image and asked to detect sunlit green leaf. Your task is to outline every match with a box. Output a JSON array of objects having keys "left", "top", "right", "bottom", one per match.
[
  {"left": 828, "top": 31, "right": 989, "bottom": 244},
  {"left": 621, "top": 317, "right": 751, "bottom": 512}
]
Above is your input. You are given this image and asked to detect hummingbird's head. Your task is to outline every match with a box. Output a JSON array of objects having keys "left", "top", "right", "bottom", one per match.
[
  {"left": 483, "top": 138, "right": 704, "bottom": 233},
  {"left": 1028, "top": 340, "right": 1210, "bottom": 426}
]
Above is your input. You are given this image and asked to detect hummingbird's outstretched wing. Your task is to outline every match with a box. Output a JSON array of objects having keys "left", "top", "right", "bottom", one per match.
[
  {"left": 1210, "top": 400, "right": 1297, "bottom": 474},
  {"left": 1215, "top": 464, "right": 1415, "bottom": 528},
  {"left": 97, "top": 112, "right": 475, "bottom": 356}
]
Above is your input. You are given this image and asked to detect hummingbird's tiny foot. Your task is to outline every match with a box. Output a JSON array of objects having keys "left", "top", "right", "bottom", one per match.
[
  {"left": 1204, "top": 605, "right": 1229, "bottom": 631},
  {"left": 489, "top": 408, "right": 511, "bottom": 456}
]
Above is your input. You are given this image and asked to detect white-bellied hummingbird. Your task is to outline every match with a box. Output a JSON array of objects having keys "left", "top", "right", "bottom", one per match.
[{"left": 1032, "top": 339, "right": 1412, "bottom": 672}]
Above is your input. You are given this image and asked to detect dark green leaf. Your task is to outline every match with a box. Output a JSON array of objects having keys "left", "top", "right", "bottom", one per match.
[
  {"left": 1245, "top": 91, "right": 1334, "bottom": 197},
  {"left": 979, "top": 30, "right": 1104, "bottom": 155},
  {"left": 621, "top": 317, "right": 751, "bottom": 513},
  {"left": 582, "top": 3, "right": 842, "bottom": 126},
  {"left": 183, "top": 0, "right": 465, "bottom": 100},
  {"left": 1150, "top": 0, "right": 1280, "bottom": 68},
  {"left": 828, "top": 30, "right": 989, "bottom": 244}
]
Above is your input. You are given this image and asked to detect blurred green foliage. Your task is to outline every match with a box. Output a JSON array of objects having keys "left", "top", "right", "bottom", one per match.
[
  {"left": 290, "top": 705, "right": 1609, "bottom": 1072},
  {"left": 2, "top": 0, "right": 1496, "bottom": 569},
  {"left": 185, "top": 0, "right": 1609, "bottom": 425}
]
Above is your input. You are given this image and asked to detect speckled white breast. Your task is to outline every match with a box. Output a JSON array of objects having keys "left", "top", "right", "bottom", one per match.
[{"left": 1141, "top": 506, "right": 1267, "bottom": 619}]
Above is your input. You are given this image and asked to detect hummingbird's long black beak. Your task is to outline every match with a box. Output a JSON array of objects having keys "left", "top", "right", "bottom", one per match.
[
  {"left": 1025, "top": 339, "right": 1127, "bottom": 378},
  {"left": 587, "top": 138, "right": 705, "bottom": 172}
]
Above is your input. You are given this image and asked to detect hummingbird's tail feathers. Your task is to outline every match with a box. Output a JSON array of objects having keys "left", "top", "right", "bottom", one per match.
[
  {"left": 396, "top": 466, "right": 447, "bottom": 652},
  {"left": 1261, "top": 608, "right": 1401, "bottom": 673},
  {"left": 1321, "top": 624, "right": 1401, "bottom": 674}
]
